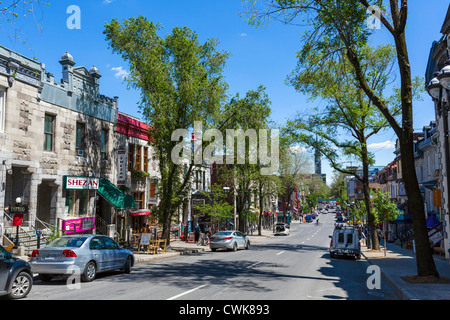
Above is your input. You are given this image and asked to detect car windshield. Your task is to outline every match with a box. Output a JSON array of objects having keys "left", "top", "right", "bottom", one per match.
[
  {"left": 48, "top": 237, "right": 87, "bottom": 248},
  {"left": 214, "top": 231, "right": 233, "bottom": 236}
]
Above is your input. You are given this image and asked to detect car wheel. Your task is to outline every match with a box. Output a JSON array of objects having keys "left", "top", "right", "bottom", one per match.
[
  {"left": 8, "top": 272, "right": 32, "bottom": 299},
  {"left": 211, "top": 248, "right": 216, "bottom": 252},
  {"left": 245, "top": 241, "right": 250, "bottom": 250},
  {"left": 232, "top": 242, "right": 238, "bottom": 252},
  {"left": 82, "top": 261, "right": 97, "bottom": 282},
  {"left": 123, "top": 256, "right": 132, "bottom": 274}
]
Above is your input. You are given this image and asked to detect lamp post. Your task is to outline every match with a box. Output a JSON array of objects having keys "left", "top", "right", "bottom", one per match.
[{"left": 426, "top": 61, "right": 450, "bottom": 260}]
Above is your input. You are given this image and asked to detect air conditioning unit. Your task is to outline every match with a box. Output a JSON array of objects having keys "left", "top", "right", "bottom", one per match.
[{"left": 77, "top": 149, "right": 84, "bottom": 156}]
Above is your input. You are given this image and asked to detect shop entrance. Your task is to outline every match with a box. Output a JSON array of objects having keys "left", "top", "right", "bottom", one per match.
[{"left": 36, "top": 180, "right": 56, "bottom": 228}]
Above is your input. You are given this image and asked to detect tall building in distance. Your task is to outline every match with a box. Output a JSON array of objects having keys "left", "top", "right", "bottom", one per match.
[{"left": 314, "top": 148, "right": 327, "bottom": 184}]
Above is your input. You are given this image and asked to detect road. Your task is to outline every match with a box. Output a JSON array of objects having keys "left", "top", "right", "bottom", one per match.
[{"left": 25, "top": 211, "right": 398, "bottom": 300}]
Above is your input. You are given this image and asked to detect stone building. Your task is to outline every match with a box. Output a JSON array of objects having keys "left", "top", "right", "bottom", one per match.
[
  {"left": 425, "top": 4, "right": 450, "bottom": 260},
  {"left": 114, "top": 112, "right": 160, "bottom": 236},
  {"left": 0, "top": 47, "right": 133, "bottom": 247}
]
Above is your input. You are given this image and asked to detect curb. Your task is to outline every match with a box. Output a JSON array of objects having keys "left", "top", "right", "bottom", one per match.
[{"left": 361, "top": 251, "right": 410, "bottom": 300}]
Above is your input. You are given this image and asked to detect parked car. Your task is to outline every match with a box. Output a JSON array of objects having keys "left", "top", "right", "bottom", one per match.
[
  {"left": 329, "top": 226, "right": 361, "bottom": 260},
  {"left": 274, "top": 222, "right": 290, "bottom": 236},
  {"left": 30, "top": 235, "right": 135, "bottom": 282},
  {"left": 0, "top": 244, "right": 33, "bottom": 299},
  {"left": 209, "top": 231, "right": 250, "bottom": 252},
  {"left": 304, "top": 215, "right": 314, "bottom": 223}
]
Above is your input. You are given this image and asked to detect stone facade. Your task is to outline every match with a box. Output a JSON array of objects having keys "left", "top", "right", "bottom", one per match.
[{"left": 0, "top": 46, "right": 118, "bottom": 243}]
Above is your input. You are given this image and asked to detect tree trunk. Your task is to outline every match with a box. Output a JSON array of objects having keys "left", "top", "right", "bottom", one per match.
[
  {"left": 399, "top": 137, "right": 439, "bottom": 278},
  {"left": 361, "top": 146, "right": 379, "bottom": 250}
]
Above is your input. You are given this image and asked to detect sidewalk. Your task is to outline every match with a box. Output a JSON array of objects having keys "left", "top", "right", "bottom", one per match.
[
  {"left": 362, "top": 242, "right": 450, "bottom": 300},
  {"left": 132, "top": 228, "right": 275, "bottom": 264}
]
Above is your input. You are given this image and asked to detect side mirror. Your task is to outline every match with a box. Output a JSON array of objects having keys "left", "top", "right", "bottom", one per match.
[{"left": 329, "top": 235, "right": 332, "bottom": 239}]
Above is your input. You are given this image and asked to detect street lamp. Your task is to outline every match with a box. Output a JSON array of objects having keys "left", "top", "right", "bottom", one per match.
[
  {"left": 427, "top": 76, "right": 441, "bottom": 100},
  {"left": 437, "top": 61, "right": 450, "bottom": 90}
]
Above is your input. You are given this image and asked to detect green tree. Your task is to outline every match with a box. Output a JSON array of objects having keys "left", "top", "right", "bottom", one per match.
[
  {"left": 284, "top": 44, "right": 405, "bottom": 250},
  {"left": 244, "top": 0, "right": 439, "bottom": 278},
  {"left": 104, "top": 17, "right": 229, "bottom": 244},
  {"left": 193, "top": 183, "right": 235, "bottom": 227}
]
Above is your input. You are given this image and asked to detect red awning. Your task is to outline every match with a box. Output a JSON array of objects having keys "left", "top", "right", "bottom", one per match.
[{"left": 130, "top": 209, "right": 151, "bottom": 217}]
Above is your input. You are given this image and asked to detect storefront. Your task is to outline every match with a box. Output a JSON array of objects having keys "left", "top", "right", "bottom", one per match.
[
  {"left": 63, "top": 176, "right": 135, "bottom": 238},
  {"left": 63, "top": 176, "right": 99, "bottom": 234}
]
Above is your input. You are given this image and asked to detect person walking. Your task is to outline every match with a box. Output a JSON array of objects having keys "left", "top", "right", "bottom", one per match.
[{"left": 194, "top": 223, "right": 201, "bottom": 243}]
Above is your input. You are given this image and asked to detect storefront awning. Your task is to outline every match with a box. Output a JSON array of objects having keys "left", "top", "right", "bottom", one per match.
[
  {"left": 130, "top": 209, "right": 151, "bottom": 217},
  {"left": 97, "top": 178, "right": 135, "bottom": 209}
]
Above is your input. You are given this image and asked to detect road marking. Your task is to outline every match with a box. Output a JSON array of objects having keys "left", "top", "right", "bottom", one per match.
[
  {"left": 276, "top": 251, "right": 285, "bottom": 255},
  {"left": 167, "top": 284, "right": 207, "bottom": 300},
  {"left": 249, "top": 261, "right": 262, "bottom": 268}
]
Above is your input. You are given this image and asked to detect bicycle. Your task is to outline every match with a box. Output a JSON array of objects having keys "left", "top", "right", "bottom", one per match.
[
  {"left": 315, "top": 219, "right": 320, "bottom": 226},
  {"left": 198, "top": 233, "right": 210, "bottom": 246}
]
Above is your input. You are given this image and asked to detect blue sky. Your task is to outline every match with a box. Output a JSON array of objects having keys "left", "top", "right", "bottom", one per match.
[{"left": 1, "top": 0, "right": 449, "bottom": 185}]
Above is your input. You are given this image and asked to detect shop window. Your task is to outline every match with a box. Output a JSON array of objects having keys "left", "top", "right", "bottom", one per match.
[
  {"left": 0, "top": 89, "right": 5, "bottom": 132},
  {"left": 65, "top": 189, "right": 89, "bottom": 217},
  {"left": 101, "top": 129, "right": 108, "bottom": 160},
  {"left": 44, "top": 114, "right": 55, "bottom": 151}
]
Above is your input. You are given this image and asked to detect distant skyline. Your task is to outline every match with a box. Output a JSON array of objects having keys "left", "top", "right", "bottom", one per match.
[{"left": 1, "top": 1, "right": 449, "bottom": 185}]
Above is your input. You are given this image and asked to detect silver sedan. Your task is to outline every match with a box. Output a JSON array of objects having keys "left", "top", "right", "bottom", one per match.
[
  {"left": 30, "top": 235, "right": 134, "bottom": 282},
  {"left": 209, "top": 230, "right": 250, "bottom": 252}
]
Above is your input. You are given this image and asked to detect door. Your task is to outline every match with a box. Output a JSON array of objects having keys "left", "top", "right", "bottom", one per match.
[
  {"left": 89, "top": 237, "right": 107, "bottom": 271},
  {"left": 101, "top": 237, "right": 122, "bottom": 269},
  {"left": 235, "top": 232, "right": 246, "bottom": 248},
  {"left": 0, "top": 247, "right": 12, "bottom": 292}
]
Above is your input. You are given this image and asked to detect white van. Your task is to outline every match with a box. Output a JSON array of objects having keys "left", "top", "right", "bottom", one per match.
[{"left": 329, "top": 226, "right": 361, "bottom": 259}]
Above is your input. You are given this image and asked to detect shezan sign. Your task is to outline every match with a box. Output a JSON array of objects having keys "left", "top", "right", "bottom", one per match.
[{"left": 65, "top": 176, "right": 99, "bottom": 190}]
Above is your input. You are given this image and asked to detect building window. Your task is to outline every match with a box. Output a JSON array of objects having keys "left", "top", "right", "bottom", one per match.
[
  {"left": 136, "top": 145, "right": 142, "bottom": 171},
  {"left": 0, "top": 89, "right": 5, "bottom": 132},
  {"left": 143, "top": 147, "right": 148, "bottom": 172},
  {"left": 76, "top": 122, "right": 85, "bottom": 155},
  {"left": 134, "top": 192, "right": 144, "bottom": 209},
  {"left": 44, "top": 114, "right": 55, "bottom": 151},
  {"left": 149, "top": 180, "right": 157, "bottom": 200},
  {"left": 101, "top": 129, "right": 108, "bottom": 160},
  {"left": 128, "top": 144, "right": 134, "bottom": 171}
]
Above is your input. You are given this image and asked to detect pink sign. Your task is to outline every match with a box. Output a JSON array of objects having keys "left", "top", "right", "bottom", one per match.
[{"left": 62, "top": 217, "right": 96, "bottom": 234}]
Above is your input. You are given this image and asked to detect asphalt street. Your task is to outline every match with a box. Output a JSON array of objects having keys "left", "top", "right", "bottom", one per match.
[{"left": 25, "top": 211, "right": 398, "bottom": 300}]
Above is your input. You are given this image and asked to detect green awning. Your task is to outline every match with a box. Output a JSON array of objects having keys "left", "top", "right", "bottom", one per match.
[{"left": 97, "top": 178, "right": 135, "bottom": 209}]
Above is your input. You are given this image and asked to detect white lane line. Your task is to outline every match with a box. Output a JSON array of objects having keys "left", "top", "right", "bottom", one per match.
[
  {"left": 249, "top": 261, "right": 262, "bottom": 268},
  {"left": 167, "top": 284, "right": 207, "bottom": 300},
  {"left": 276, "top": 251, "right": 285, "bottom": 255}
]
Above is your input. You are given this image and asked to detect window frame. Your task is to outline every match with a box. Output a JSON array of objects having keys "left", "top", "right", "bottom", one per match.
[
  {"left": 0, "top": 88, "right": 5, "bottom": 132},
  {"left": 43, "top": 113, "right": 55, "bottom": 151}
]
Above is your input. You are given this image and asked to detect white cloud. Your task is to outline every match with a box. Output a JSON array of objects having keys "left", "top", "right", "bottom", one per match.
[
  {"left": 103, "top": 0, "right": 113, "bottom": 4},
  {"left": 239, "top": 33, "right": 248, "bottom": 37},
  {"left": 111, "top": 66, "right": 129, "bottom": 79},
  {"left": 367, "top": 140, "right": 395, "bottom": 150},
  {"left": 290, "top": 145, "right": 307, "bottom": 154}
]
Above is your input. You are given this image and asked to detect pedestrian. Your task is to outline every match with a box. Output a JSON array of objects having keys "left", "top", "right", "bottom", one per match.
[{"left": 194, "top": 223, "right": 201, "bottom": 243}]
